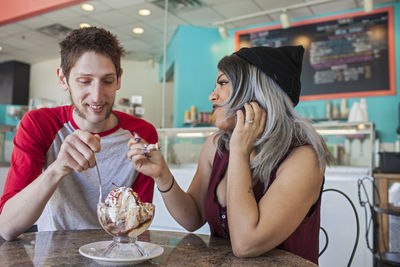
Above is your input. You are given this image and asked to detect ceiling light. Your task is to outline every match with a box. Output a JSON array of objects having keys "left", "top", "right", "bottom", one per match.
[
  {"left": 132, "top": 27, "right": 144, "bottom": 34},
  {"left": 138, "top": 9, "right": 151, "bottom": 16},
  {"left": 214, "top": 0, "right": 335, "bottom": 27},
  {"left": 81, "top": 3, "right": 95, "bottom": 12},
  {"left": 79, "top": 23, "right": 91, "bottom": 28},
  {"left": 218, "top": 26, "right": 229, "bottom": 40},
  {"left": 0, "top": 46, "right": 2, "bottom": 52},
  {"left": 280, "top": 11, "right": 290, "bottom": 29},
  {"left": 364, "top": 0, "right": 374, "bottom": 12}
]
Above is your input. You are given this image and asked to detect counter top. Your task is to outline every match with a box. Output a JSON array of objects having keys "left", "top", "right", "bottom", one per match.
[
  {"left": 0, "top": 124, "right": 16, "bottom": 133},
  {"left": 0, "top": 229, "right": 317, "bottom": 266}
]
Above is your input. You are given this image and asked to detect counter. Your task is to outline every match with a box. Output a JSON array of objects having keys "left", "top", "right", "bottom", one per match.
[{"left": 0, "top": 229, "right": 317, "bottom": 266}]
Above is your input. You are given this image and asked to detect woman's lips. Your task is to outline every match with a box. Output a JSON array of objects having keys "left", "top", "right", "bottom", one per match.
[{"left": 212, "top": 105, "right": 218, "bottom": 114}]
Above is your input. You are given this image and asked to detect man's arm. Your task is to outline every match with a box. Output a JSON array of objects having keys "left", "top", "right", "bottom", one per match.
[
  {"left": 0, "top": 163, "right": 64, "bottom": 240},
  {"left": 0, "top": 130, "right": 100, "bottom": 241}
]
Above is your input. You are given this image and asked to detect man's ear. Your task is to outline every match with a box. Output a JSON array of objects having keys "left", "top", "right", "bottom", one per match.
[
  {"left": 57, "top": 67, "right": 69, "bottom": 91},
  {"left": 116, "top": 68, "right": 123, "bottom": 91}
]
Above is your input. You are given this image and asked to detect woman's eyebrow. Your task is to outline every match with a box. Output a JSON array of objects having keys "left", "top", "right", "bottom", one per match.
[{"left": 217, "top": 73, "right": 226, "bottom": 81}]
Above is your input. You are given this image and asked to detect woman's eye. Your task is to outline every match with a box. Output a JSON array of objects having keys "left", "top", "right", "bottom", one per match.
[{"left": 217, "top": 80, "right": 228, "bottom": 86}]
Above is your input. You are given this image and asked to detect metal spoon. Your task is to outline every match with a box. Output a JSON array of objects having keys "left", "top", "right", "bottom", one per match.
[{"left": 94, "top": 154, "right": 102, "bottom": 204}]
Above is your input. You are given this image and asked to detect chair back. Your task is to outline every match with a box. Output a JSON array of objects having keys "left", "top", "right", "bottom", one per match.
[
  {"left": 358, "top": 177, "right": 400, "bottom": 266},
  {"left": 319, "top": 188, "right": 360, "bottom": 267}
]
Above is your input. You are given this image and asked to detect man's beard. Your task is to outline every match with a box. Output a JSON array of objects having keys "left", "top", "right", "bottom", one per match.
[{"left": 70, "top": 93, "right": 114, "bottom": 121}]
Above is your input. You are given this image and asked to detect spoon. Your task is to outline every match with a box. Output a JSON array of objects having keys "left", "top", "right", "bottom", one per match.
[{"left": 94, "top": 154, "right": 102, "bottom": 204}]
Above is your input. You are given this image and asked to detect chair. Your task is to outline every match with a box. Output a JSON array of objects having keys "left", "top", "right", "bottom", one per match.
[
  {"left": 358, "top": 177, "right": 400, "bottom": 266},
  {"left": 319, "top": 188, "right": 360, "bottom": 267}
]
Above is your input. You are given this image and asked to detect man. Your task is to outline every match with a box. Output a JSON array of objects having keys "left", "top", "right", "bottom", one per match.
[{"left": 0, "top": 27, "right": 157, "bottom": 241}]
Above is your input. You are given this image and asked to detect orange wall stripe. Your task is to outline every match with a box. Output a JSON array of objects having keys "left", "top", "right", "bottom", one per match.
[{"left": 0, "top": 0, "right": 86, "bottom": 26}]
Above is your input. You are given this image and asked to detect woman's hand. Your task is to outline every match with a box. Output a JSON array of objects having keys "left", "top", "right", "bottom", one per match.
[
  {"left": 127, "top": 133, "right": 167, "bottom": 180},
  {"left": 230, "top": 102, "right": 266, "bottom": 156}
]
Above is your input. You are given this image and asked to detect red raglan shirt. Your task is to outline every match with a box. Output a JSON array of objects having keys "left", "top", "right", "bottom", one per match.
[{"left": 0, "top": 105, "right": 157, "bottom": 231}]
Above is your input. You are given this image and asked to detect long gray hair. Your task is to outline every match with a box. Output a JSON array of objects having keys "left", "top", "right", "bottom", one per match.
[{"left": 216, "top": 54, "right": 333, "bottom": 185}]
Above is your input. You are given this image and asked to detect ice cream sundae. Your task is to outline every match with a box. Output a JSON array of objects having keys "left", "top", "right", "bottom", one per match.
[{"left": 98, "top": 187, "right": 154, "bottom": 238}]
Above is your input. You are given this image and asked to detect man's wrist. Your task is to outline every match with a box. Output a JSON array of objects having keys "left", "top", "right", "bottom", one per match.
[{"left": 46, "top": 162, "right": 69, "bottom": 183}]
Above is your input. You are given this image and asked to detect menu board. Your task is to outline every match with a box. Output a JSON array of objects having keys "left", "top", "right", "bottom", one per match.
[{"left": 235, "top": 7, "right": 395, "bottom": 100}]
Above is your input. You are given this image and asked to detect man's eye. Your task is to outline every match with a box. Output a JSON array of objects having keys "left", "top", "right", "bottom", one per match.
[
  {"left": 104, "top": 80, "right": 114, "bottom": 84},
  {"left": 79, "top": 80, "right": 91, "bottom": 84}
]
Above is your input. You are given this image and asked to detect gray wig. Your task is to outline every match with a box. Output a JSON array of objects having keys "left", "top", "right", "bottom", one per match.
[{"left": 216, "top": 55, "right": 333, "bottom": 185}]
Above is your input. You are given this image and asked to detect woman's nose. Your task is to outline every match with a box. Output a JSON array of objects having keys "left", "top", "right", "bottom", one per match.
[{"left": 209, "top": 90, "right": 217, "bottom": 102}]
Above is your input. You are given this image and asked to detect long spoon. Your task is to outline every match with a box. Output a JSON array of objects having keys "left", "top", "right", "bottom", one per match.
[{"left": 94, "top": 154, "right": 102, "bottom": 204}]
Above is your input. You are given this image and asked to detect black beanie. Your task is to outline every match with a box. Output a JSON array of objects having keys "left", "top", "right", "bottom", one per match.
[{"left": 234, "top": 45, "right": 304, "bottom": 106}]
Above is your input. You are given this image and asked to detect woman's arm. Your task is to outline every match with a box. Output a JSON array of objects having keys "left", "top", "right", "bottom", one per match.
[
  {"left": 128, "top": 133, "right": 216, "bottom": 232},
  {"left": 226, "top": 102, "right": 324, "bottom": 257},
  {"left": 227, "top": 145, "right": 324, "bottom": 257}
]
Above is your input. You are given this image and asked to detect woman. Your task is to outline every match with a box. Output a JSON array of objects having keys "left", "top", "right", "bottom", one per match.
[{"left": 128, "top": 45, "right": 333, "bottom": 264}]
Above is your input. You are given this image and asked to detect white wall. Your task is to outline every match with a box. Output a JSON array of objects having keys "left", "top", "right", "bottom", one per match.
[
  {"left": 29, "top": 58, "right": 166, "bottom": 128},
  {"left": 118, "top": 60, "right": 163, "bottom": 128},
  {"left": 29, "top": 58, "right": 70, "bottom": 105}
]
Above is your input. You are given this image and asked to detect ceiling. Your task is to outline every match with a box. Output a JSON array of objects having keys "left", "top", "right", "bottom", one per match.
[{"left": 0, "top": 0, "right": 396, "bottom": 64}]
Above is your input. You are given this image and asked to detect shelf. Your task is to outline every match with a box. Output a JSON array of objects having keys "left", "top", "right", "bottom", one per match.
[
  {"left": 0, "top": 124, "right": 16, "bottom": 133},
  {"left": 183, "top": 122, "right": 214, "bottom": 127},
  {"left": 373, "top": 203, "right": 400, "bottom": 216},
  {"left": 311, "top": 117, "right": 348, "bottom": 123}
]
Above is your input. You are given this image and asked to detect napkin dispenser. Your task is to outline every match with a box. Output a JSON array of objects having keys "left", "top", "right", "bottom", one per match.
[{"left": 379, "top": 152, "right": 400, "bottom": 173}]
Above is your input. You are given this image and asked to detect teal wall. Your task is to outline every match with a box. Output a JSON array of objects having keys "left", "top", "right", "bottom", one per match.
[
  {"left": 0, "top": 104, "right": 21, "bottom": 142},
  {"left": 160, "top": 26, "right": 232, "bottom": 127},
  {"left": 162, "top": 2, "right": 399, "bottom": 142},
  {"left": 0, "top": 104, "right": 20, "bottom": 125}
]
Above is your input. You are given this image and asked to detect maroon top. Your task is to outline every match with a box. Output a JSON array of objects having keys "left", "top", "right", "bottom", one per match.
[{"left": 204, "top": 148, "right": 322, "bottom": 265}]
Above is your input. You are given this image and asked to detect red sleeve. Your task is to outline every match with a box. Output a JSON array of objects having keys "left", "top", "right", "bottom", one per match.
[
  {"left": 0, "top": 109, "right": 62, "bottom": 213},
  {"left": 117, "top": 112, "right": 158, "bottom": 203},
  {"left": 132, "top": 173, "right": 154, "bottom": 203},
  {"left": 131, "top": 120, "right": 157, "bottom": 203}
]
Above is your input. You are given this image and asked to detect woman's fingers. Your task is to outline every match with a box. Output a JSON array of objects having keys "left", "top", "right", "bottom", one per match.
[
  {"left": 235, "top": 109, "right": 245, "bottom": 128},
  {"left": 243, "top": 103, "right": 255, "bottom": 123},
  {"left": 248, "top": 101, "right": 266, "bottom": 127},
  {"left": 128, "top": 132, "right": 149, "bottom": 148}
]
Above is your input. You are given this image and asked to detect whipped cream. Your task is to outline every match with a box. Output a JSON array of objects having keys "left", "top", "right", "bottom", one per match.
[{"left": 99, "top": 187, "right": 154, "bottom": 233}]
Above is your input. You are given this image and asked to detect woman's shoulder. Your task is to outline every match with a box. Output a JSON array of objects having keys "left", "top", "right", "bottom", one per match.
[
  {"left": 202, "top": 132, "right": 219, "bottom": 163},
  {"left": 279, "top": 144, "right": 325, "bottom": 177}
]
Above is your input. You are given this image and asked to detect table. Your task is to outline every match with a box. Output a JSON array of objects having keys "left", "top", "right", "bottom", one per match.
[
  {"left": 373, "top": 173, "right": 400, "bottom": 252},
  {"left": 0, "top": 229, "right": 317, "bottom": 266}
]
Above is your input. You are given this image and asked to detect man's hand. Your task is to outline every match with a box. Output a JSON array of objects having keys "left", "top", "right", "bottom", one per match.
[{"left": 53, "top": 130, "right": 101, "bottom": 177}]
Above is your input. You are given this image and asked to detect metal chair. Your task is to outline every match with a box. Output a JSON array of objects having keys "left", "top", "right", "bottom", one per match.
[
  {"left": 358, "top": 177, "right": 400, "bottom": 266},
  {"left": 319, "top": 188, "right": 360, "bottom": 267}
]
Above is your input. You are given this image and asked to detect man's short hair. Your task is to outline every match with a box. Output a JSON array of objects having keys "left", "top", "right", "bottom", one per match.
[{"left": 59, "top": 27, "right": 125, "bottom": 81}]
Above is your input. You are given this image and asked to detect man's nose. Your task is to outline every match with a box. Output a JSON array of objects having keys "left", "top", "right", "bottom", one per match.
[{"left": 91, "top": 81, "right": 102, "bottom": 101}]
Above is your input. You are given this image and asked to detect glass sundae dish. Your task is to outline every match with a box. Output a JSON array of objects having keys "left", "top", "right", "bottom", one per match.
[{"left": 97, "top": 186, "right": 155, "bottom": 258}]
